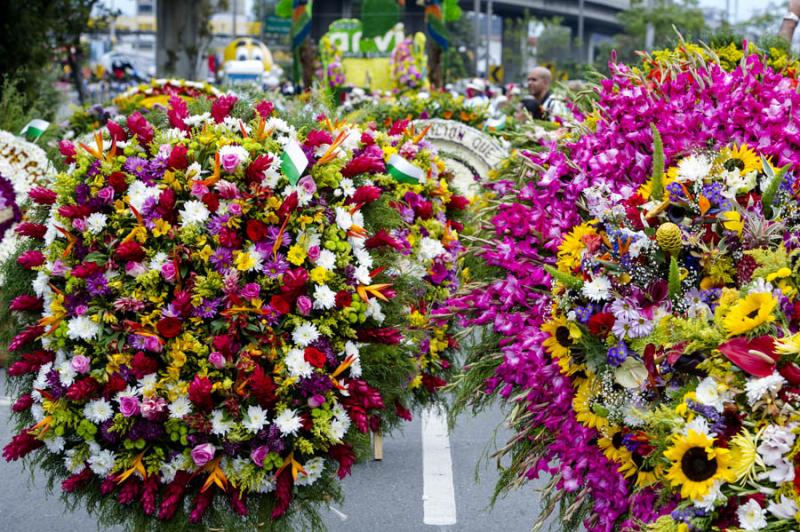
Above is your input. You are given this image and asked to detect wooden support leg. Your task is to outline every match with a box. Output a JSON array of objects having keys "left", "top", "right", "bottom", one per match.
[{"left": 372, "top": 431, "right": 383, "bottom": 461}]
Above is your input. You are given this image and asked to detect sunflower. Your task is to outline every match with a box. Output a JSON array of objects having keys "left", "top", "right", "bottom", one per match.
[
  {"left": 721, "top": 144, "right": 761, "bottom": 176},
  {"left": 573, "top": 376, "right": 609, "bottom": 431},
  {"left": 722, "top": 292, "right": 778, "bottom": 336},
  {"left": 557, "top": 222, "right": 597, "bottom": 272},
  {"left": 541, "top": 316, "right": 583, "bottom": 375},
  {"left": 598, "top": 428, "right": 631, "bottom": 463},
  {"left": 664, "top": 430, "right": 737, "bottom": 501},
  {"left": 617, "top": 450, "right": 664, "bottom": 488}
]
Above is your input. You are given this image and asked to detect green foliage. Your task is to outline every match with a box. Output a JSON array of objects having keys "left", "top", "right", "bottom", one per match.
[
  {"left": 668, "top": 255, "right": 681, "bottom": 301},
  {"left": 761, "top": 160, "right": 790, "bottom": 219},
  {"left": 360, "top": 0, "right": 400, "bottom": 39},
  {"left": 650, "top": 124, "right": 665, "bottom": 201},
  {"left": 0, "top": 74, "right": 61, "bottom": 134},
  {"left": 544, "top": 265, "right": 584, "bottom": 290}
]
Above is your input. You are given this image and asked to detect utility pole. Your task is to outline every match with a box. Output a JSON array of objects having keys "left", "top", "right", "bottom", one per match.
[
  {"left": 645, "top": 0, "right": 655, "bottom": 50},
  {"left": 232, "top": 0, "right": 238, "bottom": 38},
  {"left": 473, "top": 0, "right": 480, "bottom": 77},
  {"left": 577, "top": 0, "right": 584, "bottom": 62},
  {"left": 485, "top": 0, "right": 492, "bottom": 78}
]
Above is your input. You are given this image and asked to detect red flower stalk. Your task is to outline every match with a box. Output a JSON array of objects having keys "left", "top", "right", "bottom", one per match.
[
  {"left": 126, "top": 112, "right": 154, "bottom": 145},
  {"left": 188, "top": 375, "right": 214, "bottom": 412},
  {"left": 341, "top": 154, "right": 385, "bottom": 177},
  {"left": 271, "top": 467, "right": 294, "bottom": 518},
  {"left": 117, "top": 478, "right": 141, "bottom": 504},
  {"left": 356, "top": 327, "right": 403, "bottom": 345},
  {"left": 6, "top": 350, "right": 54, "bottom": 376},
  {"left": 8, "top": 325, "right": 45, "bottom": 352},
  {"left": 58, "top": 204, "right": 91, "bottom": 219},
  {"left": 100, "top": 476, "right": 117, "bottom": 495},
  {"left": 245, "top": 154, "right": 273, "bottom": 186},
  {"left": 17, "top": 250, "right": 45, "bottom": 269},
  {"left": 448, "top": 195, "right": 470, "bottom": 211},
  {"left": 167, "top": 95, "right": 189, "bottom": 131},
  {"left": 158, "top": 471, "right": 192, "bottom": 520},
  {"left": 66, "top": 377, "right": 100, "bottom": 402},
  {"left": 58, "top": 140, "right": 77, "bottom": 164},
  {"left": 276, "top": 191, "right": 299, "bottom": 222},
  {"left": 62, "top": 467, "right": 93, "bottom": 493},
  {"left": 71, "top": 261, "right": 102, "bottom": 279},
  {"left": 189, "top": 489, "right": 215, "bottom": 523},
  {"left": 394, "top": 401, "right": 413, "bottom": 422},
  {"left": 329, "top": 444, "right": 356, "bottom": 479},
  {"left": 304, "top": 129, "right": 333, "bottom": 149},
  {"left": 28, "top": 186, "right": 57, "bottom": 205},
  {"left": 167, "top": 144, "right": 188, "bottom": 170},
  {"left": 249, "top": 364, "right": 277, "bottom": 408},
  {"left": 115, "top": 240, "right": 145, "bottom": 262},
  {"left": 229, "top": 488, "right": 249, "bottom": 516},
  {"left": 421, "top": 373, "right": 447, "bottom": 392},
  {"left": 365, "top": 229, "right": 404, "bottom": 251},
  {"left": 15, "top": 222, "right": 47, "bottom": 239},
  {"left": 141, "top": 475, "right": 159, "bottom": 516},
  {"left": 255, "top": 100, "right": 274, "bottom": 119},
  {"left": 9, "top": 294, "right": 44, "bottom": 312},
  {"left": 3, "top": 427, "right": 44, "bottom": 461},
  {"left": 346, "top": 185, "right": 382, "bottom": 205},
  {"left": 106, "top": 121, "right": 128, "bottom": 142},
  {"left": 11, "top": 394, "right": 33, "bottom": 413},
  {"left": 210, "top": 95, "right": 238, "bottom": 123}
]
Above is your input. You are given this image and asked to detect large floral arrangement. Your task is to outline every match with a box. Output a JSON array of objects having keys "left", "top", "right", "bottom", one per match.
[
  {"left": 390, "top": 35, "right": 427, "bottom": 94},
  {"left": 113, "top": 79, "right": 222, "bottom": 115},
  {"left": 544, "top": 143, "right": 800, "bottom": 530},
  {"left": 348, "top": 92, "right": 489, "bottom": 131},
  {"left": 3, "top": 94, "right": 465, "bottom": 528},
  {"left": 447, "top": 51, "right": 800, "bottom": 531}
]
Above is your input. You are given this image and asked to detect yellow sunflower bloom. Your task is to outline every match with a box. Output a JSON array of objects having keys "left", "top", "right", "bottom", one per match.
[
  {"left": 722, "top": 292, "right": 777, "bottom": 336},
  {"left": 664, "top": 430, "right": 737, "bottom": 501},
  {"left": 557, "top": 223, "right": 597, "bottom": 272},
  {"left": 721, "top": 144, "right": 761, "bottom": 175},
  {"left": 541, "top": 316, "right": 583, "bottom": 375},
  {"left": 573, "top": 376, "right": 609, "bottom": 431}
]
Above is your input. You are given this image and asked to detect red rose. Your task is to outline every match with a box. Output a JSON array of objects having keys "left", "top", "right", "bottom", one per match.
[
  {"left": 304, "top": 347, "right": 327, "bottom": 368},
  {"left": 28, "top": 186, "right": 57, "bottom": 205},
  {"left": 587, "top": 312, "right": 616, "bottom": 338},
  {"left": 188, "top": 375, "right": 214, "bottom": 412},
  {"left": 17, "top": 250, "right": 45, "bottom": 269},
  {"left": 168, "top": 144, "right": 189, "bottom": 170},
  {"left": 104, "top": 373, "right": 127, "bottom": 398},
  {"left": 246, "top": 219, "right": 268, "bottom": 242},
  {"left": 202, "top": 192, "right": 219, "bottom": 213},
  {"left": 270, "top": 294, "right": 290, "bottom": 315},
  {"left": 335, "top": 290, "right": 352, "bottom": 308},
  {"left": 115, "top": 240, "right": 145, "bottom": 262},
  {"left": 131, "top": 351, "right": 159, "bottom": 378},
  {"left": 108, "top": 171, "right": 128, "bottom": 194},
  {"left": 156, "top": 317, "right": 182, "bottom": 339},
  {"left": 66, "top": 377, "right": 100, "bottom": 402},
  {"left": 106, "top": 120, "right": 128, "bottom": 142},
  {"left": 126, "top": 112, "right": 154, "bottom": 145},
  {"left": 15, "top": 222, "right": 47, "bottom": 239},
  {"left": 58, "top": 204, "right": 92, "bottom": 219},
  {"left": 413, "top": 200, "right": 434, "bottom": 220}
]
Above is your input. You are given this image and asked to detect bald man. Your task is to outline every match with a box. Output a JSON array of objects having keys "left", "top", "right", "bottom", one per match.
[{"left": 523, "top": 66, "right": 568, "bottom": 122}]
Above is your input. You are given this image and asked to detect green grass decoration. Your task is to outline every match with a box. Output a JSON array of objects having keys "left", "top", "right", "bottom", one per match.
[{"left": 649, "top": 124, "right": 665, "bottom": 201}]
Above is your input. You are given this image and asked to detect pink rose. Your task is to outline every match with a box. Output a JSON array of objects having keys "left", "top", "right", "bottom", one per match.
[
  {"left": 97, "top": 186, "right": 115, "bottom": 203},
  {"left": 140, "top": 396, "right": 167, "bottom": 420},
  {"left": 161, "top": 262, "right": 177, "bottom": 282},
  {"left": 307, "top": 246, "right": 320, "bottom": 262},
  {"left": 298, "top": 175, "right": 317, "bottom": 196},
  {"left": 220, "top": 153, "right": 241, "bottom": 172},
  {"left": 126, "top": 262, "right": 147, "bottom": 277},
  {"left": 74, "top": 304, "right": 88, "bottom": 316},
  {"left": 191, "top": 182, "right": 209, "bottom": 199},
  {"left": 70, "top": 355, "right": 90, "bottom": 374},
  {"left": 208, "top": 351, "right": 226, "bottom": 369},
  {"left": 308, "top": 394, "right": 325, "bottom": 408},
  {"left": 228, "top": 202, "right": 242, "bottom": 215},
  {"left": 296, "top": 295, "right": 312, "bottom": 316},
  {"left": 119, "top": 396, "right": 140, "bottom": 417},
  {"left": 72, "top": 218, "right": 88, "bottom": 232},
  {"left": 250, "top": 445, "right": 269, "bottom": 467},
  {"left": 242, "top": 283, "right": 260, "bottom": 299},
  {"left": 191, "top": 443, "right": 216, "bottom": 466}
]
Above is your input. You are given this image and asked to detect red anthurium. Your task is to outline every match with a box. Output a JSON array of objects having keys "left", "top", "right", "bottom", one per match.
[{"left": 718, "top": 336, "right": 778, "bottom": 377}]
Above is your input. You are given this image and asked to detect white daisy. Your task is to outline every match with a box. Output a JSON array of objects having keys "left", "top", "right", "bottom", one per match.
[
  {"left": 67, "top": 315, "right": 100, "bottom": 341},
  {"left": 581, "top": 276, "right": 612, "bottom": 302},
  {"left": 335, "top": 207, "right": 353, "bottom": 231},
  {"left": 285, "top": 348, "right": 314, "bottom": 378},
  {"left": 168, "top": 396, "right": 192, "bottom": 419},
  {"left": 292, "top": 321, "right": 320, "bottom": 347},
  {"left": 419, "top": 237, "right": 446, "bottom": 260},
  {"left": 242, "top": 405, "right": 269, "bottom": 433},
  {"left": 315, "top": 249, "right": 337, "bottom": 270},
  {"left": 275, "top": 408, "right": 303, "bottom": 436},
  {"left": 88, "top": 448, "right": 116, "bottom": 476},
  {"left": 56, "top": 360, "right": 77, "bottom": 387},
  {"left": 295, "top": 457, "right": 325, "bottom": 486},
  {"left": 210, "top": 409, "right": 235, "bottom": 436},
  {"left": 313, "top": 284, "right": 336, "bottom": 310},
  {"left": 179, "top": 200, "right": 210, "bottom": 226},
  {"left": 83, "top": 398, "right": 114, "bottom": 424},
  {"left": 737, "top": 499, "right": 767, "bottom": 531},
  {"left": 86, "top": 213, "right": 107, "bottom": 234}
]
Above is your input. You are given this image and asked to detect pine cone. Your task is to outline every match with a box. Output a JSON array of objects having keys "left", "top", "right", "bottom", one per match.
[
  {"left": 656, "top": 222, "right": 682, "bottom": 255},
  {"left": 737, "top": 254, "right": 758, "bottom": 283}
]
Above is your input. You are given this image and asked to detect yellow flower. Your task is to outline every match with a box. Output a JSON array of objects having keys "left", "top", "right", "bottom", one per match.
[
  {"left": 573, "top": 377, "right": 609, "bottom": 431},
  {"left": 152, "top": 219, "right": 172, "bottom": 237},
  {"left": 541, "top": 316, "right": 583, "bottom": 375},
  {"left": 287, "top": 245, "right": 307, "bottom": 266},
  {"left": 720, "top": 210, "right": 743, "bottom": 236},
  {"left": 721, "top": 144, "right": 761, "bottom": 176},
  {"left": 598, "top": 428, "right": 631, "bottom": 464},
  {"left": 309, "top": 266, "right": 331, "bottom": 284},
  {"left": 664, "top": 430, "right": 737, "bottom": 501},
  {"left": 557, "top": 223, "right": 596, "bottom": 272},
  {"left": 722, "top": 292, "right": 777, "bottom": 336},
  {"left": 729, "top": 429, "right": 758, "bottom": 482},
  {"left": 233, "top": 251, "right": 258, "bottom": 271}
]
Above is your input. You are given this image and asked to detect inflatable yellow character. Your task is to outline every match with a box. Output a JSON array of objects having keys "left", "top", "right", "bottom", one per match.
[{"left": 222, "top": 37, "right": 273, "bottom": 73}]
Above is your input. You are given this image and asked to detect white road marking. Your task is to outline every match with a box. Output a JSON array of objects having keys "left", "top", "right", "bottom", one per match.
[{"left": 421, "top": 407, "right": 457, "bottom": 526}]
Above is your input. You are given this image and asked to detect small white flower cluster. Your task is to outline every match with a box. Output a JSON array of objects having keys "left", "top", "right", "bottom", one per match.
[{"left": 757, "top": 424, "right": 796, "bottom": 484}]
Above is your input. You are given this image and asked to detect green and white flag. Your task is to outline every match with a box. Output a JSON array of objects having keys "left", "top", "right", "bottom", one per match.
[
  {"left": 20, "top": 119, "right": 50, "bottom": 141},
  {"left": 387, "top": 154, "right": 424, "bottom": 184},
  {"left": 485, "top": 115, "right": 507, "bottom": 131},
  {"left": 281, "top": 139, "right": 308, "bottom": 185}
]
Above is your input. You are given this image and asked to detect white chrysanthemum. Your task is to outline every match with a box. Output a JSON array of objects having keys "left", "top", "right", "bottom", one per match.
[
  {"left": 83, "top": 398, "right": 114, "bottom": 424},
  {"left": 88, "top": 448, "right": 116, "bottom": 476},
  {"left": 581, "top": 276, "right": 612, "bottom": 302},
  {"left": 160, "top": 454, "right": 187, "bottom": 483},
  {"left": 85, "top": 213, "right": 107, "bottom": 234},
  {"left": 316, "top": 249, "right": 337, "bottom": 270},
  {"left": 313, "top": 284, "right": 336, "bottom": 310},
  {"left": 179, "top": 199, "right": 210, "bottom": 226},
  {"left": 32, "top": 270, "right": 50, "bottom": 298},
  {"left": 211, "top": 409, "right": 235, "bottom": 436},
  {"left": 64, "top": 448, "right": 85, "bottom": 474},
  {"left": 44, "top": 436, "right": 66, "bottom": 453},
  {"left": 676, "top": 154, "right": 712, "bottom": 182},
  {"left": 353, "top": 246, "right": 373, "bottom": 268},
  {"left": 242, "top": 405, "right": 269, "bottom": 433},
  {"left": 683, "top": 416, "right": 714, "bottom": 438},
  {"left": 694, "top": 377, "right": 725, "bottom": 412},
  {"left": 183, "top": 112, "right": 211, "bottom": 127},
  {"left": 767, "top": 495, "right": 799, "bottom": 520},
  {"left": 335, "top": 207, "right": 353, "bottom": 231},
  {"left": 339, "top": 177, "right": 356, "bottom": 197},
  {"left": 292, "top": 321, "right": 320, "bottom": 347},
  {"left": 364, "top": 298, "right": 385, "bottom": 324},
  {"left": 275, "top": 408, "right": 303, "bottom": 436},
  {"left": 419, "top": 237, "right": 446, "bottom": 261},
  {"left": 56, "top": 360, "right": 77, "bottom": 387},
  {"left": 286, "top": 348, "right": 313, "bottom": 378},
  {"left": 295, "top": 457, "right": 326, "bottom": 486},
  {"left": 329, "top": 417, "right": 349, "bottom": 441},
  {"left": 757, "top": 424, "right": 796, "bottom": 465},
  {"left": 127, "top": 181, "right": 161, "bottom": 212},
  {"left": 745, "top": 372, "right": 787, "bottom": 406},
  {"left": 354, "top": 265, "right": 372, "bottom": 285},
  {"left": 149, "top": 251, "right": 169, "bottom": 270},
  {"left": 66, "top": 315, "right": 100, "bottom": 341},
  {"left": 737, "top": 499, "right": 768, "bottom": 531},
  {"left": 168, "top": 396, "right": 192, "bottom": 419}
]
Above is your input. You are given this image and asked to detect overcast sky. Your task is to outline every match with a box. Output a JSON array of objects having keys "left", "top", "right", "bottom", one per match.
[{"left": 107, "top": 0, "right": 778, "bottom": 24}]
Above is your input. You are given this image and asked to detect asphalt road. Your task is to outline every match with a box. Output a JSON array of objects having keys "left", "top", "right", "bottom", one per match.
[{"left": 0, "top": 371, "right": 551, "bottom": 532}]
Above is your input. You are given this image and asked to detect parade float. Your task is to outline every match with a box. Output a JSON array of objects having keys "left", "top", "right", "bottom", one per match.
[{"left": 2, "top": 94, "right": 468, "bottom": 529}]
